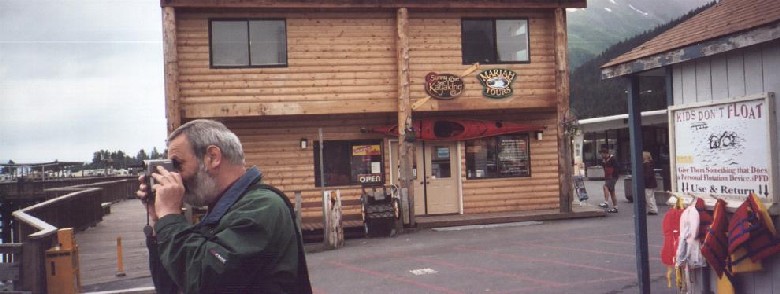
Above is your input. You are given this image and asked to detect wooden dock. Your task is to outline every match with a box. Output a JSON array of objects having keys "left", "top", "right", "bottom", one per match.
[{"left": 76, "top": 199, "right": 153, "bottom": 290}]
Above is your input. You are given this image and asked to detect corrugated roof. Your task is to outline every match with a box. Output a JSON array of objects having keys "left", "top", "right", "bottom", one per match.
[{"left": 603, "top": 0, "right": 780, "bottom": 68}]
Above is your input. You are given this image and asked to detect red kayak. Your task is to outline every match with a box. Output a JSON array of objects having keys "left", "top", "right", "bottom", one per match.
[{"left": 367, "top": 119, "right": 545, "bottom": 141}]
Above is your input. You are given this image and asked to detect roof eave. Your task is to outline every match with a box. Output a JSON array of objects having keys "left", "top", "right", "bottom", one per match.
[
  {"left": 601, "top": 21, "right": 780, "bottom": 80},
  {"left": 160, "top": 0, "right": 587, "bottom": 9}
]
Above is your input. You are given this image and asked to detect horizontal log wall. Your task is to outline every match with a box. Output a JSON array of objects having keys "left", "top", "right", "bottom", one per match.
[
  {"left": 408, "top": 10, "right": 558, "bottom": 112},
  {"left": 223, "top": 114, "right": 395, "bottom": 230},
  {"left": 176, "top": 10, "right": 397, "bottom": 118},
  {"left": 223, "top": 109, "right": 558, "bottom": 227},
  {"left": 175, "top": 9, "right": 558, "bottom": 118},
  {"left": 420, "top": 111, "right": 560, "bottom": 214}
]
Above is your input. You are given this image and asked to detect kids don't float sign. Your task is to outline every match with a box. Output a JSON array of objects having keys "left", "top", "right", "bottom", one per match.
[{"left": 670, "top": 92, "right": 777, "bottom": 208}]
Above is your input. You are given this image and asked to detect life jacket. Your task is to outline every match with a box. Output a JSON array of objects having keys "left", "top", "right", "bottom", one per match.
[
  {"left": 701, "top": 199, "right": 730, "bottom": 278},
  {"left": 661, "top": 196, "right": 684, "bottom": 288},
  {"left": 728, "top": 193, "right": 780, "bottom": 267},
  {"left": 661, "top": 202, "right": 683, "bottom": 266},
  {"left": 677, "top": 204, "right": 705, "bottom": 268},
  {"left": 695, "top": 198, "right": 712, "bottom": 241}
]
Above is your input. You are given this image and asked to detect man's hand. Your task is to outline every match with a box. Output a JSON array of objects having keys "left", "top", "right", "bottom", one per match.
[
  {"left": 149, "top": 165, "right": 185, "bottom": 218},
  {"left": 136, "top": 174, "right": 158, "bottom": 226}
]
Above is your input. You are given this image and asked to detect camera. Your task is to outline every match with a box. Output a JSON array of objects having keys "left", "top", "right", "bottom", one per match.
[{"left": 143, "top": 159, "right": 175, "bottom": 203}]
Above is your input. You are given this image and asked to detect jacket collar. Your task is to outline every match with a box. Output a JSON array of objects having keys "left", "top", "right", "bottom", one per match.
[{"left": 198, "top": 166, "right": 262, "bottom": 226}]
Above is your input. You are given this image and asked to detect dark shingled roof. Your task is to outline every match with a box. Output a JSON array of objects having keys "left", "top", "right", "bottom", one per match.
[{"left": 603, "top": 0, "right": 780, "bottom": 69}]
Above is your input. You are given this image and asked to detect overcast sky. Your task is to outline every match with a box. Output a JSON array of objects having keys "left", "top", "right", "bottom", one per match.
[{"left": 0, "top": 0, "right": 167, "bottom": 163}]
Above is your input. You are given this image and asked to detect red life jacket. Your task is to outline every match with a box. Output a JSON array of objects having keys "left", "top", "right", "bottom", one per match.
[
  {"left": 695, "top": 198, "right": 713, "bottom": 241},
  {"left": 661, "top": 202, "right": 684, "bottom": 266},
  {"left": 701, "top": 199, "right": 730, "bottom": 278},
  {"left": 728, "top": 194, "right": 780, "bottom": 264}
]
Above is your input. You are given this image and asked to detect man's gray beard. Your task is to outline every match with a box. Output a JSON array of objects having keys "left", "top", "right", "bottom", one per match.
[{"left": 183, "top": 163, "right": 218, "bottom": 207}]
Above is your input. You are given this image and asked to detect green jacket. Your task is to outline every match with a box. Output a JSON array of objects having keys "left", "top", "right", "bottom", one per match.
[{"left": 152, "top": 167, "right": 310, "bottom": 293}]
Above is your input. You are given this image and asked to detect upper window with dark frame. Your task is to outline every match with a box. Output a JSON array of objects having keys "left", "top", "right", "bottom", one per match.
[
  {"left": 209, "top": 19, "right": 287, "bottom": 68},
  {"left": 461, "top": 19, "right": 530, "bottom": 64}
]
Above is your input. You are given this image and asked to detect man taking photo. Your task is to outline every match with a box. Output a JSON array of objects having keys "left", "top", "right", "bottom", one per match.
[{"left": 137, "top": 119, "right": 312, "bottom": 294}]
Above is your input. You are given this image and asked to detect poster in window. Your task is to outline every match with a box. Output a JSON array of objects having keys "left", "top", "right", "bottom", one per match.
[
  {"left": 353, "top": 145, "right": 381, "bottom": 156},
  {"left": 351, "top": 144, "right": 383, "bottom": 185},
  {"left": 436, "top": 147, "right": 450, "bottom": 159},
  {"left": 498, "top": 137, "right": 529, "bottom": 176}
]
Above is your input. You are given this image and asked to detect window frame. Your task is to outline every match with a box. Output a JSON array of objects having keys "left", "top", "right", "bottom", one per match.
[
  {"left": 461, "top": 18, "right": 531, "bottom": 65},
  {"left": 208, "top": 18, "right": 288, "bottom": 69},
  {"left": 314, "top": 139, "right": 386, "bottom": 187},
  {"left": 465, "top": 134, "right": 532, "bottom": 180}
]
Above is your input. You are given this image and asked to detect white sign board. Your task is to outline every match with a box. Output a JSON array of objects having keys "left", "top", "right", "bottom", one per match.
[{"left": 669, "top": 93, "right": 777, "bottom": 209}]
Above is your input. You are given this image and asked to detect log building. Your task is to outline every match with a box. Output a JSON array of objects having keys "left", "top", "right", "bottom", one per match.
[{"left": 159, "top": 0, "right": 585, "bottom": 233}]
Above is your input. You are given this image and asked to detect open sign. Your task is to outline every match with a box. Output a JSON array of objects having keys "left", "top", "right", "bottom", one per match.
[{"left": 357, "top": 174, "right": 382, "bottom": 184}]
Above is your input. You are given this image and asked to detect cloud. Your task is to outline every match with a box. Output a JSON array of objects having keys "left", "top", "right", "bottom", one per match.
[{"left": 0, "top": 0, "right": 167, "bottom": 163}]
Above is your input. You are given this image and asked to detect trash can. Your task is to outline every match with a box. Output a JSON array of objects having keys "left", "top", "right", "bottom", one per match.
[
  {"left": 361, "top": 185, "right": 396, "bottom": 237},
  {"left": 623, "top": 174, "right": 664, "bottom": 203},
  {"left": 623, "top": 176, "right": 633, "bottom": 202},
  {"left": 45, "top": 229, "right": 80, "bottom": 294}
]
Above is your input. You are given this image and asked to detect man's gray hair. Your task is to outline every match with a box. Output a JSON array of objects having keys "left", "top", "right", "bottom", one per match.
[{"left": 168, "top": 119, "right": 245, "bottom": 165}]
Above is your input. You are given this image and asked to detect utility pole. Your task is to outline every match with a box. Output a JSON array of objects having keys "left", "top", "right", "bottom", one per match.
[
  {"left": 555, "top": 8, "right": 573, "bottom": 213},
  {"left": 396, "top": 7, "right": 415, "bottom": 227}
]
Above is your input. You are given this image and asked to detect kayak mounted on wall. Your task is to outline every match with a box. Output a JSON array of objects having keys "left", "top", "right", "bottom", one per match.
[{"left": 364, "top": 119, "right": 545, "bottom": 141}]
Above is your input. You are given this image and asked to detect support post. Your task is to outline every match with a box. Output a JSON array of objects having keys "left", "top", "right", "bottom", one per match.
[
  {"left": 116, "top": 236, "right": 126, "bottom": 277},
  {"left": 396, "top": 8, "right": 415, "bottom": 227},
  {"left": 626, "top": 76, "right": 650, "bottom": 293},
  {"left": 555, "top": 8, "right": 572, "bottom": 213},
  {"left": 665, "top": 67, "right": 674, "bottom": 107},
  {"left": 162, "top": 7, "right": 181, "bottom": 134},
  {"left": 21, "top": 234, "right": 54, "bottom": 294}
]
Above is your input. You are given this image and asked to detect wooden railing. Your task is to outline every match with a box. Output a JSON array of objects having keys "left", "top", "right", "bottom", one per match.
[
  {"left": 4, "top": 179, "right": 135, "bottom": 294},
  {"left": 0, "top": 176, "right": 135, "bottom": 200}
]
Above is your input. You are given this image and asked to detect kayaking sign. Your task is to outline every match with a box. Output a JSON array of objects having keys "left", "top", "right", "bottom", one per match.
[
  {"left": 424, "top": 72, "right": 464, "bottom": 100},
  {"left": 476, "top": 68, "right": 517, "bottom": 99}
]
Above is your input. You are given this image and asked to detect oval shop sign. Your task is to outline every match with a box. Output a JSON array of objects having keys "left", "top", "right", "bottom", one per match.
[
  {"left": 476, "top": 68, "right": 517, "bottom": 99},
  {"left": 424, "top": 72, "right": 464, "bottom": 100}
]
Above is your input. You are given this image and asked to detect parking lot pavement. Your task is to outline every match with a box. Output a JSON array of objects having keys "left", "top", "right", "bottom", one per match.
[
  {"left": 84, "top": 176, "right": 673, "bottom": 293},
  {"left": 307, "top": 177, "right": 676, "bottom": 293}
]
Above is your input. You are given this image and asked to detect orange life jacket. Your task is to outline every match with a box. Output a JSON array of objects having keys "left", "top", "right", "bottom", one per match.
[{"left": 701, "top": 199, "right": 730, "bottom": 278}]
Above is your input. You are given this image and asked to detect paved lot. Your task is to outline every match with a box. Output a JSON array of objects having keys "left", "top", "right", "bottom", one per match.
[
  {"left": 83, "top": 177, "right": 676, "bottom": 293},
  {"left": 307, "top": 178, "right": 676, "bottom": 294}
]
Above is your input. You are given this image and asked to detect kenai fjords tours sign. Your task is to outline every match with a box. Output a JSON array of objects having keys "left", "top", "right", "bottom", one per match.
[{"left": 670, "top": 93, "right": 778, "bottom": 210}]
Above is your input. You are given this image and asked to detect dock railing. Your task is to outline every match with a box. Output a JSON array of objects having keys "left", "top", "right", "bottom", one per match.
[{"left": 4, "top": 179, "right": 135, "bottom": 294}]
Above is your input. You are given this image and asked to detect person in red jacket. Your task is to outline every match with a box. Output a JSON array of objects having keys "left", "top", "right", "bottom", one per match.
[{"left": 599, "top": 148, "right": 620, "bottom": 213}]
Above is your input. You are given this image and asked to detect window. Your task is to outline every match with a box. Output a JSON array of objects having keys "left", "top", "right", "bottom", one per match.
[
  {"left": 461, "top": 19, "right": 529, "bottom": 64},
  {"left": 466, "top": 134, "right": 530, "bottom": 179},
  {"left": 314, "top": 140, "right": 385, "bottom": 187},
  {"left": 209, "top": 19, "right": 287, "bottom": 67}
]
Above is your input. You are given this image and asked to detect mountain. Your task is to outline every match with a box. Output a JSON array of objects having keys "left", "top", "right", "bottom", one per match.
[
  {"left": 569, "top": 1, "right": 717, "bottom": 119},
  {"left": 567, "top": 0, "right": 714, "bottom": 70}
]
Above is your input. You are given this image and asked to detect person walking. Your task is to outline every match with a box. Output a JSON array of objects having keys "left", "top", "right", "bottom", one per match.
[
  {"left": 599, "top": 148, "right": 620, "bottom": 213},
  {"left": 643, "top": 151, "right": 659, "bottom": 215}
]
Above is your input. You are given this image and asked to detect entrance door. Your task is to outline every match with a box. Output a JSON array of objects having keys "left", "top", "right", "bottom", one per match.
[
  {"left": 420, "top": 142, "right": 459, "bottom": 214},
  {"left": 390, "top": 141, "right": 460, "bottom": 215}
]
